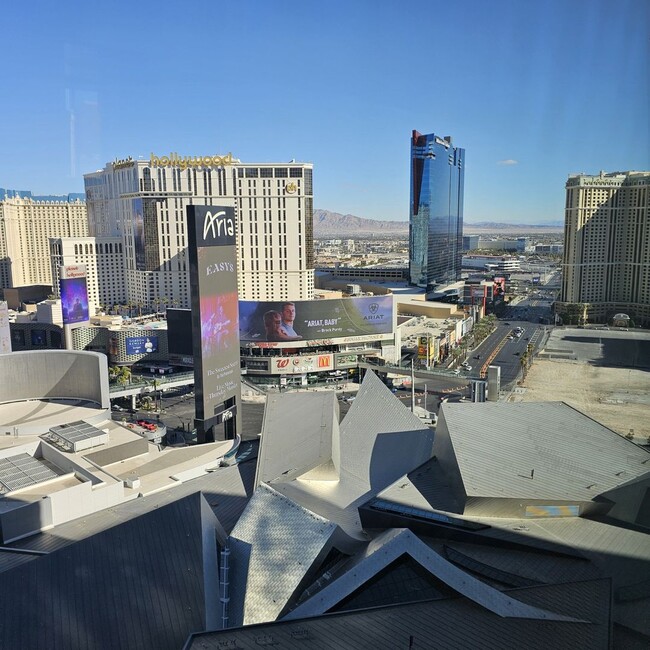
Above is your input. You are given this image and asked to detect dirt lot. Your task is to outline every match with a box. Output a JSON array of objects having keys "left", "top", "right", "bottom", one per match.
[{"left": 516, "top": 329, "right": 650, "bottom": 443}]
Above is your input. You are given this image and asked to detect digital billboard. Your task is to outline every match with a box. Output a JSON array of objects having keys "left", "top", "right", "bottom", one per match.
[
  {"left": 493, "top": 277, "right": 506, "bottom": 298},
  {"left": 187, "top": 204, "right": 240, "bottom": 438},
  {"left": 239, "top": 295, "right": 394, "bottom": 346},
  {"left": 417, "top": 335, "right": 435, "bottom": 364},
  {"left": 31, "top": 329, "right": 47, "bottom": 346},
  {"left": 60, "top": 265, "right": 89, "bottom": 325},
  {"left": 126, "top": 335, "right": 158, "bottom": 355},
  {"left": 167, "top": 308, "right": 194, "bottom": 367},
  {"left": 133, "top": 198, "right": 146, "bottom": 271},
  {"left": 11, "top": 330, "right": 25, "bottom": 348}
]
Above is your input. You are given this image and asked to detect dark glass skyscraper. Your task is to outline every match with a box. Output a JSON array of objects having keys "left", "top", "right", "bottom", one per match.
[{"left": 409, "top": 130, "right": 465, "bottom": 290}]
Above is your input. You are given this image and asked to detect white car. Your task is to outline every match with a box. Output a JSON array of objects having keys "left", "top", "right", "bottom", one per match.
[{"left": 461, "top": 365, "right": 472, "bottom": 372}]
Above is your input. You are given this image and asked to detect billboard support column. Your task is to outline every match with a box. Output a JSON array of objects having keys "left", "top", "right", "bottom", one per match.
[{"left": 63, "top": 324, "right": 73, "bottom": 350}]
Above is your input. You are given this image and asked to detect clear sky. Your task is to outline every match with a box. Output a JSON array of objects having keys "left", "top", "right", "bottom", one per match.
[{"left": 0, "top": 0, "right": 648, "bottom": 223}]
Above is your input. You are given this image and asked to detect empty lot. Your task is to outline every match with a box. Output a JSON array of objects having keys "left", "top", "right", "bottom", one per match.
[{"left": 517, "top": 328, "right": 650, "bottom": 443}]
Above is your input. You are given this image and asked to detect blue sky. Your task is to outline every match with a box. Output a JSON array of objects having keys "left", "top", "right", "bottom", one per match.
[{"left": 1, "top": 0, "right": 648, "bottom": 223}]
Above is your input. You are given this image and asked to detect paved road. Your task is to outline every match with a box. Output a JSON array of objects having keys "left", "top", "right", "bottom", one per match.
[{"left": 113, "top": 385, "right": 267, "bottom": 442}]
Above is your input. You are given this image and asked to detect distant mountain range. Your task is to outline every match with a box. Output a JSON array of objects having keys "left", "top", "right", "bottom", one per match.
[{"left": 313, "top": 209, "right": 563, "bottom": 236}]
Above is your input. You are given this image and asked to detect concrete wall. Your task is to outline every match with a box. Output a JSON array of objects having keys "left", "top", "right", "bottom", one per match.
[
  {"left": 0, "top": 350, "right": 109, "bottom": 408},
  {"left": 0, "top": 497, "right": 53, "bottom": 544}
]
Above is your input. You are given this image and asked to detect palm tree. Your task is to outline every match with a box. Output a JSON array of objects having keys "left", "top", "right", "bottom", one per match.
[{"left": 117, "top": 366, "right": 131, "bottom": 386}]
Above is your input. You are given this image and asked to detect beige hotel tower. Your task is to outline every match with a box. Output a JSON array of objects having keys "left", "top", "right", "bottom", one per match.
[
  {"left": 559, "top": 170, "right": 650, "bottom": 327},
  {"left": 84, "top": 153, "right": 314, "bottom": 309}
]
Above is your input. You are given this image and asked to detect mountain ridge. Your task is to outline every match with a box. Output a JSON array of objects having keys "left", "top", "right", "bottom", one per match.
[{"left": 313, "top": 209, "right": 564, "bottom": 235}]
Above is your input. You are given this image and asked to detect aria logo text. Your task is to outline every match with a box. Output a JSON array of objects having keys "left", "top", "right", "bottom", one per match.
[{"left": 203, "top": 210, "right": 234, "bottom": 241}]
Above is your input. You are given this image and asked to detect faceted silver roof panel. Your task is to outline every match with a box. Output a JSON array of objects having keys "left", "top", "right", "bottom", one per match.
[
  {"left": 256, "top": 392, "right": 339, "bottom": 486},
  {"left": 228, "top": 483, "right": 337, "bottom": 628},
  {"left": 284, "top": 528, "right": 583, "bottom": 622},
  {"left": 265, "top": 371, "right": 435, "bottom": 539},
  {"left": 438, "top": 401, "right": 650, "bottom": 501},
  {"left": 0, "top": 453, "right": 63, "bottom": 494}
]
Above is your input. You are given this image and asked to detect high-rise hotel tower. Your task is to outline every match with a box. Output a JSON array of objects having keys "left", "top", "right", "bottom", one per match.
[
  {"left": 559, "top": 171, "right": 650, "bottom": 326},
  {"left": 409, "top": 131, "right": 465, "bottom": 290},
  {"left": 84, "top": 153, "right": 314, "bottom": 309},
  {"left": 0, "top": 193, "right": 88, "bottom": 290}
]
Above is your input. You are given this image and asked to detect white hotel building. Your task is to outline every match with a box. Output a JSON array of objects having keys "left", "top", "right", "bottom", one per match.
[{"left": 84, "top": 153, "right": 314, "bottom": 308}]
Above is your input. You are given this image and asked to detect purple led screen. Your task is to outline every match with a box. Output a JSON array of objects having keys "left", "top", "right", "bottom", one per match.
[{"left": 60, "top": 276, "right": 89, "bottom": 325}]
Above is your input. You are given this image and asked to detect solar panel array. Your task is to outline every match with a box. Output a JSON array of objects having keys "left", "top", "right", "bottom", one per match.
[
  {"left": 48, "top": 421, "right": 108, "bottom": 452},
  {"left": 0, "top": 453, "right": 63, "bottom": 495}
]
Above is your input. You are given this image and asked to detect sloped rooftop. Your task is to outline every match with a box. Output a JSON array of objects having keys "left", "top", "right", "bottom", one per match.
[
  {"left": 439, "top": 401, "right": 650, "bottom": 502},
  {"left": 264, "top": 371, "right": 435, "bottom": 539},
  {"left": 0, "top": 493, "right": 219, "bottom": 650},
  {"left": 228, "top": 483, "right": 337, "bottom": 628}
]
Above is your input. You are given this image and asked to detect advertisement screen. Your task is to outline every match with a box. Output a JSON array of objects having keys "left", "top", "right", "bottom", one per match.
[
  {"left": 335, "top": 353, "right": 358, "bottom": 369},
  {"left": 31, "top": 329, "right": 47, "bottom": 346},
  {"left": 417, "top": 335, "right": 429, "bottom": 361},
  {"left": 469, "top": 285, "right": 486, "bottom": 306},
  {"left": 239, "top": 295, "right": 393, "bottom": 345},
  {"left": 11, "top": 330, "right": 25, "bottom": 348},
  {"left": 133, "top": 198, "right": 145, "bottom": 271},
  {"left": 493, "top": 277, "right": 506, "bottom": 298},
  {"left": 60, "top": 265, "right": 89, "bottom": 325},
  {"left": 126, "top": 335, "right": 158, "bottom": 355},
  {"left": 187, "top": 205, "right": 240, "bottom": 428},
  {"left": 167, "top": 308, "right": 194, "bottom": 366}
]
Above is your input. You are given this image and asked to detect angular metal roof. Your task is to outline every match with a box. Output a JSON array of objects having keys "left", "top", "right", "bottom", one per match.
[
  {"left": 187, "top": 579, "right": 611, "bottom": 650},
  {"left": 261, "top": 371, "right": 435, "bottom": 539},
  {"left": 0, "top": 460, "right": 255, "bottom": 574},
  {"left": 228, "top": 483, "right": 337, "bottom": 627},
  {"left": 438, "top": 401, "right": 650, "bottom": 502},
  {"left": 0, "top": 493, "right": 218, "bottom": 650},
  {"left": 284, "top": 528, "right": 583, "bottom": 622},
  {"left": 256, "top": 392, "right": 339, "bottom": 486}
]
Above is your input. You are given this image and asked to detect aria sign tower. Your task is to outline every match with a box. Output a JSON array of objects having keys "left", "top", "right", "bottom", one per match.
[{"left": 186, "top": 205, "right": 241, "bottom": 443}]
